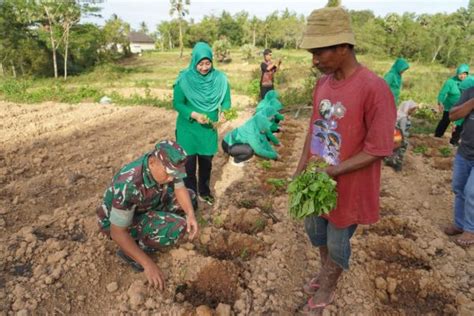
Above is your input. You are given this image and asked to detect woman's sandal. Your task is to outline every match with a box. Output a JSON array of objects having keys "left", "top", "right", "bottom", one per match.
[
  {"left": 303, "top": 277, "right": 321, "bottom": 295},
  {"left": 302, "top": 291, "right": 336, "bottom": 315}
]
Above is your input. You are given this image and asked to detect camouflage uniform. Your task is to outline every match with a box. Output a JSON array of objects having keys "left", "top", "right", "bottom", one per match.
[
  {"left": 97, "top": 141, "right": 197, "bottom": 251},
  {"left": 384, "top": 118, "right": 411, "bottom": 171}
]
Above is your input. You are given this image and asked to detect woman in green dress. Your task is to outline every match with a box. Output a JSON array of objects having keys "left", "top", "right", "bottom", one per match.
[{"left": 173, "top": 42, "right": 231, "bottom": 206}]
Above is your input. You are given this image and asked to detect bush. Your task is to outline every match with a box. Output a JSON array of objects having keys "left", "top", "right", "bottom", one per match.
[{"left": 240, "top": 44, "right": 256, "bottom": 61}]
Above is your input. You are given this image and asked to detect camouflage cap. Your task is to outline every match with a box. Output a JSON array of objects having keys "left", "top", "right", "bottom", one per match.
[
  {"left": 300, "top": 6, "right": 355, "bottom": 50},
  {"left": 154, "top": 140, "right": 187, "bottom": 179}
]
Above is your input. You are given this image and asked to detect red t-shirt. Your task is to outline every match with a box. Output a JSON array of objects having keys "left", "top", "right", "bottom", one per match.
[{"left": 308, "top": 66, "right": 396, "bottom": 228}]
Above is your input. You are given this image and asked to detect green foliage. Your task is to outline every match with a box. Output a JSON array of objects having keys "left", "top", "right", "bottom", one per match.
[
  {"left": 413, "top": 145, "right": 428, "bottom": 155},
  {"left": 213, "top": 37, "right": 232, "bottom": 63},
  {"left": 439, "top": 146, "right": 452, "bottom": 157},
  {"left": 259, "top": 160, "right": 272, "bottom": 170},
  {"left": 253, "top": 218, "right": 266, "bottom": 232},
  {"left": 413, "top": 106, "right": 438, "bottom": 122},
  {"left": 222, "top": 108, "right": 238, "bottom": 121},
  {"left": 288, "top": 162, "right": 338, "bottom": 220},
  {"left": 212, "top": 215, "right": 224, "bottom": 227},
  {"left": 240, "top": 44, "right": 255, "bottom": 60},
  {"left": 247, "top": 79, "right": 260, "bottom": 100},
  {"left": 266, "top": 178, "right": 287, "bottom": 189}
]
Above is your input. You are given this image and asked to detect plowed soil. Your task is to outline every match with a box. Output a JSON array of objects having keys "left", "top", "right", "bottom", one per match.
[{"left": 1, "top": 101, "right": 473, "bottom": 315}]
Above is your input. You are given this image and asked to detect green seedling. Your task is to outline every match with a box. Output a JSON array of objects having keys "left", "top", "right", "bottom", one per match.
[
  {"left": 212, "top": 215, "right": 224, "bottom": 227},
  {"left": 413, "top": 145, "right": 428, "bottom": 155},
  {"left": 260, "top": 160, "right": 272, "bottom": 170},
  {"left": 240, "top": 247, "right": 249, "bottom": 260},
  {"left": 438, "top": 146, "right": 452, "bottom": 157},
  {"left": 223, "top": 108, "right": 238, "bottom": 121},
  {"left": 266, "top": 178, "right": 287, "bottom": 189},
  {"left": 253, "top": 218, "right": 266, "bottom": 232}
]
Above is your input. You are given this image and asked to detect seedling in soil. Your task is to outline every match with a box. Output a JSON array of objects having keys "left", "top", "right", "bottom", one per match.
[
  {"left": 212, "top": 215, "right": 224, "bottom": 227},
  {"left": 413, "top": 145, "right": 428, "bottom": 155},
  {"left": 237, "top": 199, "right": 257, "bottom": 209},
  {"left": 266, "top": 178, "right": 286, "bottom": 190},
  {"left": 259, "top": 160, "right": 272, "bottom": 170},
  {"left": 438, "top": 146, "right": 452, "bottom": 157},
  {"left": 240, "top": 247, "right": 249, "bottom": 260},
  {"left": 197, "top": 215, "right": 208, "bottom": 227},
  {"left": 253, "top": 218, "right": 266, "bottom": 233}
]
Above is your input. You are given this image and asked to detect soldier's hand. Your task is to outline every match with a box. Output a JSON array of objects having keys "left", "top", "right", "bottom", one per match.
[
  {"left": 144, "top": 262, "right": 165, "bottom": 291},
  {"left": 186, "top": 215, "right": 199, "bottom": 240}
]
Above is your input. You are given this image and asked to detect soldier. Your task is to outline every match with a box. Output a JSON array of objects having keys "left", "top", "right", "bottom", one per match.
[{"left": 96, "top": 140, "right": 199, "bottom": 290}]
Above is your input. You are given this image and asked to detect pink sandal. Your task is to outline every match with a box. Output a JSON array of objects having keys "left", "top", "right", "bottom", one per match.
[
  {"left": 303, "top": 277, "right": 321, "bottom": 295},
  {"left": 302, "top": 291, "right": 336, "bottom": 315}
]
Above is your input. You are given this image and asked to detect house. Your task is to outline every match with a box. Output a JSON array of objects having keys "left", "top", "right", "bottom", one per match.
[{"left": 128, "top": 31, "right": 155, "bottom": 54}]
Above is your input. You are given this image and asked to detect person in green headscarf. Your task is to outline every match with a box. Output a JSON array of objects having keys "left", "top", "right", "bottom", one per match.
[
  {"left": 434, "top": 64, "right": 469, "bottom": 145},
  {"left": 173, "top": 42, "right": 231, "bottom": 206},
  {"left": 258, "top": 105, "right": 285, "bottom": 133},
  {"left": 384, "top": 58, "right": 410, "bottom": 106},
  {"left": 255, "top": 90, "right": 285, "bottom": 132},
  {"left": 222, "top": 113, "right": 280, "bottom": 167}
]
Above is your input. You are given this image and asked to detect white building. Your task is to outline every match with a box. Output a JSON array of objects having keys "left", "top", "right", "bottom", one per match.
[{"left": 128, "top": 32, "right": 155, "bottom": 54}]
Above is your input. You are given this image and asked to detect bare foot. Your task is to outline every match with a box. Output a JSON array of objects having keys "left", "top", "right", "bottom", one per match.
[{"left": 444, "top": 224, "right": 463, "bottom": 236}]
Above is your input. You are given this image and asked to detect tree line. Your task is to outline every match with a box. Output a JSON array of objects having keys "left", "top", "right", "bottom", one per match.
[{"left": 0, "top": 0, "right": 472, "bottom": 79}]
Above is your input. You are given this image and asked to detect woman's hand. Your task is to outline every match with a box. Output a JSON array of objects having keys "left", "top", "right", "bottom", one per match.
[
  {"left": 191, "top": 112, "right": 209, "bottom": 124},
  {"left": 186, "top": 214, "right": 199, "bottom": 240}
]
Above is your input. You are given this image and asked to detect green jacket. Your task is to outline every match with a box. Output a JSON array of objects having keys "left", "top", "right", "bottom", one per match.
[
  {"left": 224, "top": 114, "right": 278, "bottom": 159},
  {"left": 438, "top": 64, "right": 470, "bottom": 112},
  {"left": 173, "top": 83, "right": 231, "bottom": 155},
  {"left": 256, "top": 105, "right": 284, "bottom": 134},
  {"left": 384, "top": 58, "right": 410, "bottom": 105}
]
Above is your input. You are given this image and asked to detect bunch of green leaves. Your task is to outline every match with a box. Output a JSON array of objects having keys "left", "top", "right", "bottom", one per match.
[
  {"left": 438, "top": 146, "right": 452, "bottom": 157},
  {"left": 223, "top": 108, "right": 238, "bottom": 121},
  {"left": 287, "top": 162, "right": 337, "bottom": 220}
]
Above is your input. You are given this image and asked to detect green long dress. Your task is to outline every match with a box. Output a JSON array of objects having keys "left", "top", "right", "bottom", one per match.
[{"left": 173, "top": 42, "right": 231, "bottom": 156}]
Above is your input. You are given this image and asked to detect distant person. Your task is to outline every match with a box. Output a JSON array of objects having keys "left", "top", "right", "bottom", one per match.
[
  {"left": 222, "top": 113, "right": 280, "bottom": 167},
  {"left": 295, "top": 6, "right": 396, "bottom": 314},
  {"left": 434, "top": 64, "right": 469, "bottom": 146},
  {"left": 444, "top": 80, "right": 474, "bottom": 247},
  {"left": 96, "top": 140, "right": 199, "bottom": 289},
  {"left": 384, "top": 57, "right": 410, "bottom": 106},
  {"left": 173, "top": 42, "right": 232, "bottom": 206},
  {"left": 260, "top": 49, "right": 281, "bottom": 100},
  {"left": 384, "top": 100, "right": 418, "bottom": 172}
]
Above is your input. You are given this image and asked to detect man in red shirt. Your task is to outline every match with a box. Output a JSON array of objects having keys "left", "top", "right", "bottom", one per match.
[{"left": 294, "top": 6, "right": 396, "bottom": 314}]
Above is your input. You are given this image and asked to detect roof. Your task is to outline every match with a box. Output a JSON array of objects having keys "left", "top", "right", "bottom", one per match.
[{"left": 128, "top": 31, "right": 155, "bottom": 44}]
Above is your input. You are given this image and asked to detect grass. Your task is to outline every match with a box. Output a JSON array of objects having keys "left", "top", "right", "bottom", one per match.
[
  {"left": 413, "top": 144, "right": 428, "bottom": 155},
  {"left": 0, "top": 48, "right": 453, "bottom": 114}
]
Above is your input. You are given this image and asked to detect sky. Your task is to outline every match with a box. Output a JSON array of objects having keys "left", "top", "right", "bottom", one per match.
[{"left": 83, "top": 0, "right": 470, "bottom": 30}]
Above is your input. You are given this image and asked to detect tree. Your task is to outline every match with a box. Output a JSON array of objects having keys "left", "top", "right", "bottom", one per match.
[
  {"left": 103, "top": 14, "right": 131, "bottom": 56},
  {"left": 169, "top": 0, "right": 190, "bottom": 58},
  {"left": 139, "top": 21, "right": 149, "bottom": 34},
  {"left": 326, "top": 0, "right": 341, "bottom": 7}
]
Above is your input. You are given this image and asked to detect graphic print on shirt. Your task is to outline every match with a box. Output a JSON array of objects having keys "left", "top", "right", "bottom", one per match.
[{"left": 311, "top": 99, "right": 346, "bottom": 165}]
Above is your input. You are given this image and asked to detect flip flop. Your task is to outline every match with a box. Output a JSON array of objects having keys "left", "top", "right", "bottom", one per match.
[
  {"left": 303, "top": 277, "right": 321, "bottom": 295},
  {"left": 454, "top": 232, "right": 474, "bottom": 247},
  {"left": 302, "top": 291, "right": 335, "bottom": 315},
  {"left": 444, "top": 225, "right": 463, "bottom": 236}
]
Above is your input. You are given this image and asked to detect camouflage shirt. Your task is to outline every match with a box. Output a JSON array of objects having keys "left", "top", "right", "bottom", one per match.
[{"left": 101, "top": 153, "right": 184, "bottom": 227}]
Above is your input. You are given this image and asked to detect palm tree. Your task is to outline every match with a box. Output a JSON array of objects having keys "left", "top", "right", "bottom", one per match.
[{"left": 169, "top": 0, "right": 190, "bottom": 58}]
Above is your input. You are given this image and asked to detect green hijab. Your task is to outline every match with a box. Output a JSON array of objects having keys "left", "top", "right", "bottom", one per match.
[
  {"left": 175, "top": 42, "right": 228, "bottom": 112},
  {"left": 237, "top": 113, "right": 272, "bottom": 140},
  {"left": 256, "top": 90, "right": 282, "bottom": 112}
]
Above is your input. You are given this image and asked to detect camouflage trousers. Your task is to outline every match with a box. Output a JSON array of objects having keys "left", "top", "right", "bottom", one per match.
[
  {"left": 385, "top": 119, "right": 410, "bottom": 171},
  {"left": 97, "top": 188, "right": 197, "bottom": 250}
]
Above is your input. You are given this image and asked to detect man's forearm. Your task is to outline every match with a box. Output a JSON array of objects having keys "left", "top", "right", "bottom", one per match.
[
  {"left": 175, "top": 187, "right": 196, "bottom": 217},
  {"left": 327, "top": 151, "right": 381, "bottom": 178},
  {"left": 450, "top": 99, "right": 474, "bottom": 121},
  {"left": 111, "top": 225, "right": 153, "bottom": 267}
]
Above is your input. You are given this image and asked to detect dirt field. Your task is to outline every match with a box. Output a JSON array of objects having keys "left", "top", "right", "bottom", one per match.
[{"left": 1, "top": 101, "right": 473, "bottom": 315}]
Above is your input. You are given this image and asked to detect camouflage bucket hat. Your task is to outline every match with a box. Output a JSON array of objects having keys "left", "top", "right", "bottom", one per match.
[
  {"left": 300, "top": 7, "right": 356, "bottom": 50},
  {"left": 154, "top": 140, "right": 187, "bottom": 179}
]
